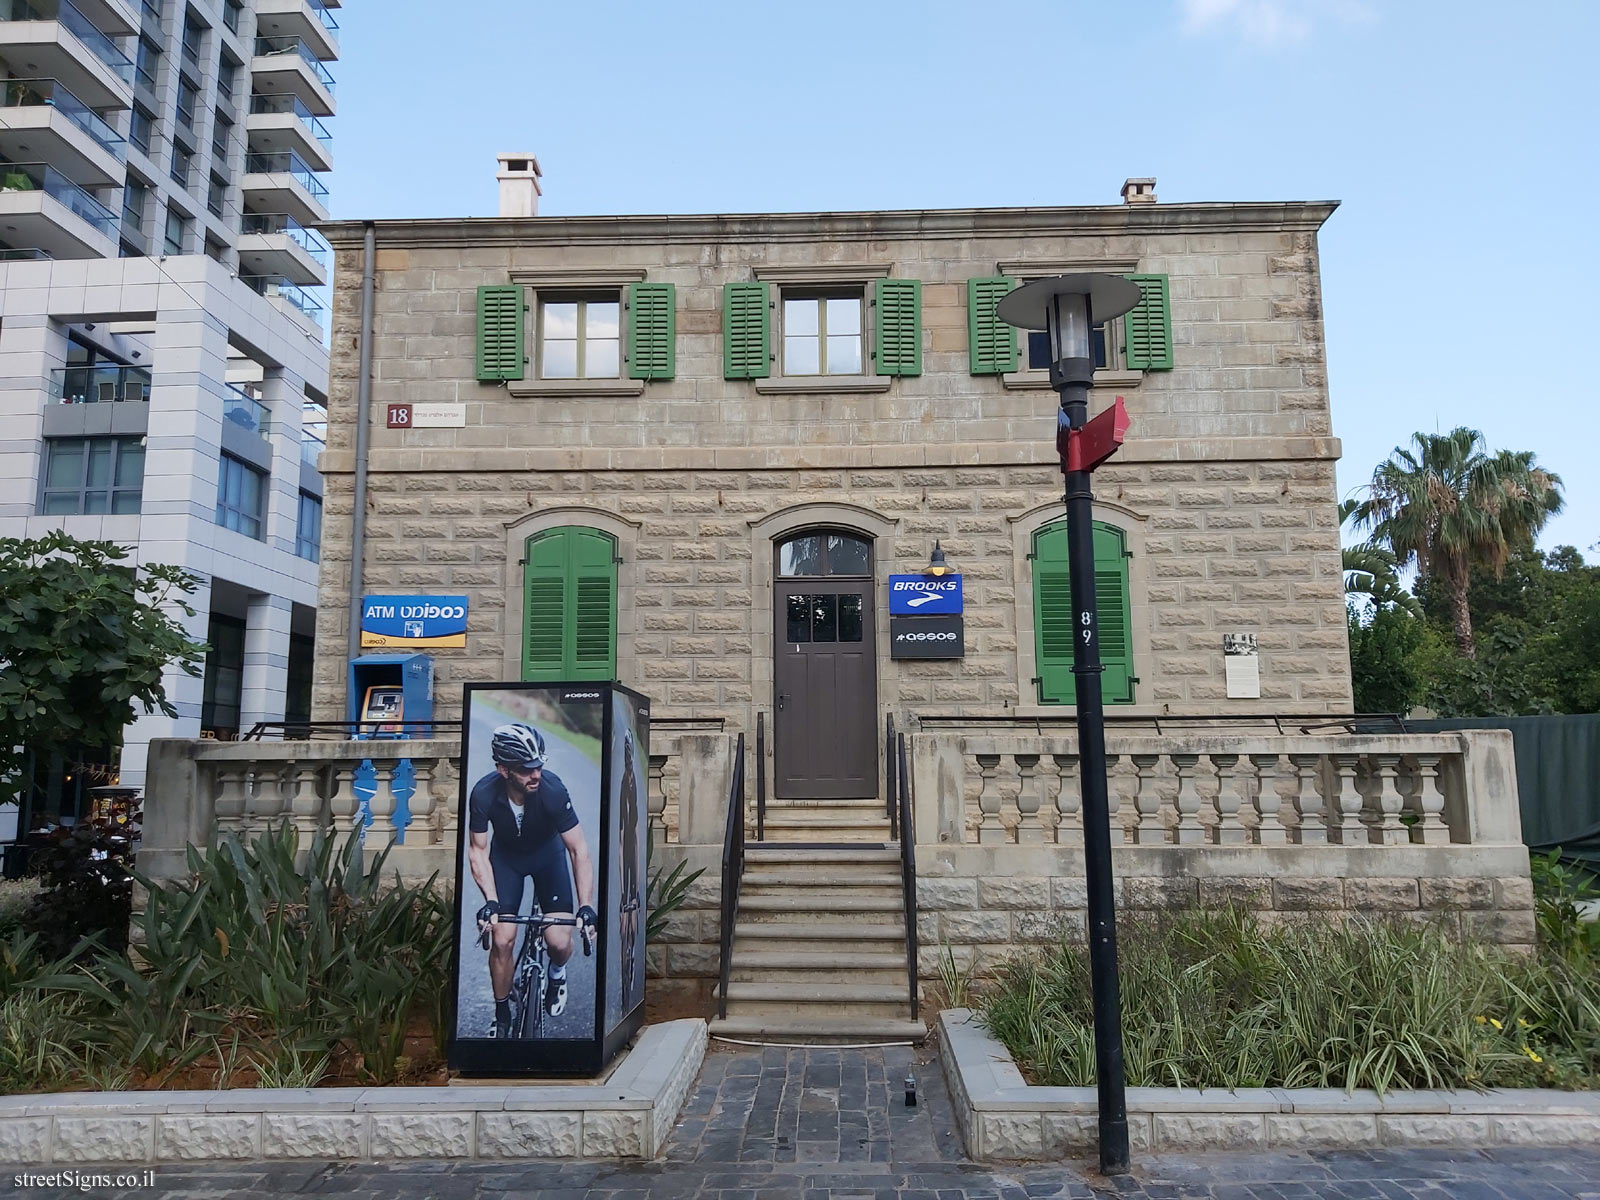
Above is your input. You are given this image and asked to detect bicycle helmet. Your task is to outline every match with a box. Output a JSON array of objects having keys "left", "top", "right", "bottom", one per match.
[{"left": 490, "top": 723, "right": 547, "bottom": 769}]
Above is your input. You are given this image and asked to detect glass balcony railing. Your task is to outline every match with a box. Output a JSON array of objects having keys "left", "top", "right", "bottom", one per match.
[
  {"left": 0, "top": 78, "right": 126, "bottom": 159},
  {"left": 310, "top": 0, "right": 338, "bottom": 41},
  {"left": 300, "top": 409, "right": 325, "bottom": 465},
  {"left": 252, "top": 37, "right": 335, "bottom": 94},
  {"left": 0, "top": 246, "right": 52, "bottom": 259},
  {"left": 0, "top": 1, "right": 138, "bottom": 87},
  {"left": 243, "top": 150, "right": 328, "bottom": 202},
  {"left": 247, "top": 92, "right": 333, "bottom": 152},
  {"left": 223, "top": 382, "right": 270, "bottom": 436},
  {"left": 242, "top": 274, "right": 325, "bottom": 323},
  {"left": 0, "top": 162, "right": 119, "bottom": 238},
  {"left": 240, "top": 211, "right": 329, "bottom": 266},
  {"left": 48, "top": 363, "right": 153, "bottom": 404}
]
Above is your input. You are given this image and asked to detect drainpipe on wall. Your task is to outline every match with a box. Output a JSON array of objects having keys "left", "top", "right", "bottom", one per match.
[{"left": 346, "top": 221, "right": 377, "bottom": 710}]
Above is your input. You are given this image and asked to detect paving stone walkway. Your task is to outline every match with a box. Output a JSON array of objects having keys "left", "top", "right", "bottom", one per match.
[{"left": 13, "top": 1045, "right": 1600, "bottom": 1198}]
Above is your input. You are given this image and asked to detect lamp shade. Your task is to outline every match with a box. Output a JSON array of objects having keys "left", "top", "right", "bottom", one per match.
[{"left": 995, "top": 274, "right": 1144, "bottom": 330}]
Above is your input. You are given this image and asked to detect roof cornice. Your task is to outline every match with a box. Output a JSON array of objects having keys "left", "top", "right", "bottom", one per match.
[{"left": 317, "top": 201, "right": 1340, "bottom": 251}]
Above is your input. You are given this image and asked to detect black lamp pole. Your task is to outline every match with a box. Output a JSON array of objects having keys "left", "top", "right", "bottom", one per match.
[{"left": 1049, "top": 295, "right": 1130, "bottom": 1176}]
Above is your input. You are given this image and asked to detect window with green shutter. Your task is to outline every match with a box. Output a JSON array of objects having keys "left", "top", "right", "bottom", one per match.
[
  {"left": 874, "top": 278, "right": 921, "bottom": 377},
  {"left": 628, "top": 282, "right": 675, "bottom": 380},
  {"left": 1032, "top": 521, "right": 1135, "bottom": 705},
  {"left": 723, "top": 282, "right": 770, "bottom": 379},
  {"left": 476, "top": 285, "right": 526, "bottom": 382},
  {"left": 967, "top": 277, "right": 1019, "bottom": 374},
  {"left": 1123, "top": 274, "right": 1173, "bottom": 371},
  {"left": 522, "top": 527, "right": 617, "bottom": 681}
]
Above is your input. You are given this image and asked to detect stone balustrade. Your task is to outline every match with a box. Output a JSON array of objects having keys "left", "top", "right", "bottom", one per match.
[{"left": 909, "top": 730, "right": 1522, "bottom": 850}]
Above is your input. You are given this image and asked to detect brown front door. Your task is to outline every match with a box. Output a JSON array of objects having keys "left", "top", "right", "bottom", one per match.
[{"left": 772, "top": 532, "right": 878, "bottom": 799}]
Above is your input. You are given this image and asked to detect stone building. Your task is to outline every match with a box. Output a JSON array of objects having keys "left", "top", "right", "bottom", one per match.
[{"left": 314, "top": 173, "right": 1351, "bottom": 765}]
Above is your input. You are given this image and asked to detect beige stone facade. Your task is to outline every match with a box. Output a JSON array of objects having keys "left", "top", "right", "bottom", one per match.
[{"left": 314, "top": 199, "right": 1352, "bottom": 733}]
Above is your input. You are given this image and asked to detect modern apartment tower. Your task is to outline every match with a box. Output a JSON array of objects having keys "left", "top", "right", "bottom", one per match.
[{"left": 0, "top": 0, "right": 340, "bottom": 824}]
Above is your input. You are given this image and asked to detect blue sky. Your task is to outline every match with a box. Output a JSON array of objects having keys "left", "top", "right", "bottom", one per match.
[{"left": 330, "top": 1, "right": 1598, "bottom": 555}]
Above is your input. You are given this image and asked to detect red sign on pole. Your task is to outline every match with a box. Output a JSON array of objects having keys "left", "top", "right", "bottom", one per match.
[
  {"left": 1063, "top": 395, "right": 1130, "bottom": 473},
  {"left": 386, "top": 403, "right": 412, "bottom": 429}
]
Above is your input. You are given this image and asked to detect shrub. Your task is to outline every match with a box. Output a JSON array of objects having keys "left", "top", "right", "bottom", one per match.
[
  {"left": 20, "top": 824, "right": 133, "bottom": 959},
  {"left": 981, "top": 909, "right": 1600, "bottom": 1094}
]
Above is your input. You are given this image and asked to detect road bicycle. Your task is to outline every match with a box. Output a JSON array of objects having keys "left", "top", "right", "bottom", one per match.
[
  {"left": 480, "top": 912, "right": 592, "bottom": 1039},
  {"left": 620, "top": 895, "right": 642, "bottom": 1004}
]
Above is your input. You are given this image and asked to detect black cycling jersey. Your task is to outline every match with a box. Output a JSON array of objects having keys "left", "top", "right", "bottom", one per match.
[{"left": 468, "top": 768, "right": 579, "bottom": 856}]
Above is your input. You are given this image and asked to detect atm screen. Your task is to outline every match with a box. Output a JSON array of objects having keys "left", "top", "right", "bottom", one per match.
[{"left": 362, "top": 685, "right": 404, "bottom": 732}]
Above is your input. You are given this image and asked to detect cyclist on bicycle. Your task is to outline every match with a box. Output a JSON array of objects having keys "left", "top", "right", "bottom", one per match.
[
  {"left": 468, "top": 722, "right": 598, "bottom": 1039},
  {"left": 618, "top": 730, "right": 641, "bottom": 997}
]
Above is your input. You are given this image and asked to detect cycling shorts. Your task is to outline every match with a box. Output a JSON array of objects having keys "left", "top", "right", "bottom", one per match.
[{"left": 490, "top": 835, "right": 574, "bottom": 918}]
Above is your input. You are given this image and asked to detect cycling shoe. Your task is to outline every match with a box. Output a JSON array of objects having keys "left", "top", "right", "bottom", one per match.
[{"left": 544, "top": 974, "right": 567, "bottom": 1017}]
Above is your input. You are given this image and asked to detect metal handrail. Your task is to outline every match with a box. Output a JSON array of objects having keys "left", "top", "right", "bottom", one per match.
[
  {"left": 896, "top": 730, "right": 918, "bottom": 1021},
  {"left": 240, "top": 719, "right": 464, "bottom": 741},
  {"left": 755, "top": 712, "right": 766, "bottom": 842},
  {"left": 885, "top": 713, "right": 898, "bottom": 839},
  {"left": 716, "top": 731, "right": 747, "bottom": 1021}
]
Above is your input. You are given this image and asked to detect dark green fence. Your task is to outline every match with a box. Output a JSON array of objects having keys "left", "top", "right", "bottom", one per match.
[{"left": 1404, "top": 714, "right": 1600, "bottom": 873}]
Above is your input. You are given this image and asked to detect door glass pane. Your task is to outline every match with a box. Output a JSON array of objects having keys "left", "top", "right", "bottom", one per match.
[
  {"left": 786, "top": 594, "right": 811, "bottom": 643},
  {"left": 827, "top": 534, "right": 870, "bottom": 575},
  {"left": 811, "top": 594, "right": 837, "bottom": 642},
  {"left": 779, "top": 535, "right": 823, "bottom": 577},
  {"left": 839, "top": 593, "right": 863, "bottom": 642},
  {"left": 46, "top": 443, "right": 84, "bottom": 489}
]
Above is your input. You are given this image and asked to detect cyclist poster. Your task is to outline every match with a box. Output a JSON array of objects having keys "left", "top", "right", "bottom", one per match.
[
  {"left": 447, "top": 681, "right": 650, "bottom": 1076},
  {"left": 606, "top": 689, "right": 648, "bottom": 1030}
]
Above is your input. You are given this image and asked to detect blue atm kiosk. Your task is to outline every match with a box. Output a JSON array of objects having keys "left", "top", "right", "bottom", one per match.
[{"left": 348, "top": 653, "right": 434, "bottom": 739}]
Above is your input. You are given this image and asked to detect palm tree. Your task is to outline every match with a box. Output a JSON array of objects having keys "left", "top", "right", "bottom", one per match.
[
  {"left": 1339, "top": 500, "right": 1422, "bottom": 618},
  {"left": 1354, "top": 428, "right": 1564, "bottom": 657}
]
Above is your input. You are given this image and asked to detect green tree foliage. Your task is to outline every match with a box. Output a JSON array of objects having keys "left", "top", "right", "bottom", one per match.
[
  {"left": 0, "top": 533, "right": 205, "bottom": 802},
  {"left": 1347, "top": 604, "right": 1427, "bottom": 714},
  {"left": 1355, "top": 429, "right": 1563, "bottom": 658}
]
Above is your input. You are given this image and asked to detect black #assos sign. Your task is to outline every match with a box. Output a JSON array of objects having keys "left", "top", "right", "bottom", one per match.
[{"left": 889, "top": 614, "right": 965, "bottom": 660}]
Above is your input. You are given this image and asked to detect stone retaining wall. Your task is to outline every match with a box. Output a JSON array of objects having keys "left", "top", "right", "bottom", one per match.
[
  {"left": 938, "top": 1010, "right": 1600, "bottom": 1160},
  {"left": 0, "top": 1020, "right": 705, "bottom": 1165}
]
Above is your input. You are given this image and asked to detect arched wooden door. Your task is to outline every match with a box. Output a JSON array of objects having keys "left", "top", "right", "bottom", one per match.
[{"left": 772, "top": 530, "right": 878, "bottom": 799}]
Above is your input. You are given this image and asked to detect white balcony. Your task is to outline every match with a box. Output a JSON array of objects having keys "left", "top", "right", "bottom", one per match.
[
  {"left": 253, "top": 0, "right": 337, "bottom": 62},
  {"left": 238, "top": 211, "right": 328, "bottom": 287},
  {"left": 242, "top": 150, "right": 329, "bottom": 227},
  {"left": 246, "top": 92, "right": 332, "bottom": 172},
  {"left": 250, "top": 35, "right": 334, "bottom": 117},
  {"left": 0, "top": 77, "right": 125, "bottom": 185},
  {"left": 0, "top": 3, "right": 136, "bottom": 110},
  {"left": 68, "top": 0, "right": 134, "bottom": 35},
  {"left": 0, "top": 161, "right": 118, "bottom": 258}
]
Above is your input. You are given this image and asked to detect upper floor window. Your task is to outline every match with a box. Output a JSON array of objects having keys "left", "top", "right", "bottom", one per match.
[
  {"left": 175, "top": 76, "right": 198, "bottom": 131},
  {"left": 135, "top": 35, "right": 161, "bottom": 94},
  {"left": 222, "top": 0, "right": 242, "bottom": 34},
  {"left": 39, "top": 437, "right": 145, "bottom": 515},
  {"left": 216, "top": 53, "right": 239, "bottom": 101},
  {"left": 163, "top": 205, "right": 188, "bottom": 254},
  {"left": 169, "top": 141, "right": 193, "bottom": 188},
  {"left": 295, "top": 490, "right": 321, "bottom": 561},
  {"left": 538, "top": 297, "right": 619, "bottom": 380},
  {"left": 182, "top": 11, "right": 205, "bottom": 71},
  {"left": 129, "top": 103, "right": 154, "bottom": 154},
  {"left": 967, "top": 273, "right": 1172, "bottom": 380},
  {"left": 216, "top": 453, "right": 266, "bottom": 539},
  {"left": 782, "top": 293, "right": 861, "bottom": 376}
]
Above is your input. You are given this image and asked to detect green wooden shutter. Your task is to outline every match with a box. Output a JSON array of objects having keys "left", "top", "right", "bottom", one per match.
[
  {"left": 569, "top": 528, "right": 618, "bottom": 680},
  {"left": 522, "top": 527, "right": 617, "bottom": 681},
  {"left": 476, "top": 285, "right": 525, "bottom": 381},
  {"left": 1032, "top": 522, "right": 1135, "bottom": 705},
  {"left": 1123, "top": 274, "right": 1172, "bottom": 371},
  {"left": 967, "top": 277, "right": 1018, "bottom": 374},
  {"left": 874, "top": 278, "right": 921, "bottom": 376},
  {"left": 628, "top": 282, "right": 675, "bottom": 380},
  {"left": 723, "top": 282, "right": 770, "bottom": 379}
]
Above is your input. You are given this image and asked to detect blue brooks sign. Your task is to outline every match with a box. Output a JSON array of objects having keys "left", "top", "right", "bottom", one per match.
[{"left": 887, "top": 574, "right": 964, "bottom": 615}]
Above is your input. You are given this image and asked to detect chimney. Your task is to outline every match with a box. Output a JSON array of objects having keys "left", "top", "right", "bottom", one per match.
[
  {"left": 1121, "top": 177, "right": 1157, "bottom": 205},
  {"left": 497, "top": 153, "right": 542, "bottom": 217}
]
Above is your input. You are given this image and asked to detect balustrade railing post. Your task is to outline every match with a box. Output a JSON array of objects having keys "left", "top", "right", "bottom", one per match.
[
  {"left": 1171, "top": 752, "right": 1205, "bottom": 844},
  {"left": 409, "top": 757, "right": 438, "bottom": 843},
  {"left": 1411, "top": 753, "right": 1451, "bottom": 844},
  {"left": 368, "top": 760, "right": 400, "bottom": 848},
  {"left": 329, "top": 759, "right": 361, "bottom": 836},
  {"left": 288, "top": 763, "right": 323, "bottom": 840},
  {"left": 1249, "top": 753, "right": 1289, "bottom": 845},
  {"left": 1209, "top": 753, "right": 1247, "bottom": 845},
  {"left": 215, "top": 767, "right": 248, "bottom": 836},
  {"left": 1368, "top": 752, "right": 1408, "bottom": 845},
  {"left": 647, "top": 754, "right": 668, "bottom": 848},
  {"left": 1014, "top": 754, "right": 1044, "bottom": 843},
  {"left": 1051, "top": 752, "right": 1081, "bottom": 844},
  {"left": 975, "top": 753, "right": 1006, "bottom": 844},
  {"left": 1131, "top": 752, "right": 1163, "bottom": 844},
  {"left": 1104, "top": 754, "right": 1126, "bottom": 844},
  {"left": 1288, "top": 752, "right": 1328, "bottom": 844},
  {"left": 1329, "top": 752, "right": 1366, "bottom": 844}
]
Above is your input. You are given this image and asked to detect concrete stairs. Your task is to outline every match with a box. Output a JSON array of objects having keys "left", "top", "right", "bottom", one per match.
[
  {"left": 754, "top": 796, "right": 896, "bottom": 843},
  {"left": 708, "top": 842, "right": 926, "bottom": 1044}
]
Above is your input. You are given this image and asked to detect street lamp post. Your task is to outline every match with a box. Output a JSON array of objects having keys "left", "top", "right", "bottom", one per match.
[{"left": 997, "top": 274, "right": 1143, "bottom": 1175}]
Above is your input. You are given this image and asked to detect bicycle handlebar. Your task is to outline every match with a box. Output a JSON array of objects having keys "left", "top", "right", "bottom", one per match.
[{"left": 478, "top": 912, "right": 593, "bottom": 957}]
